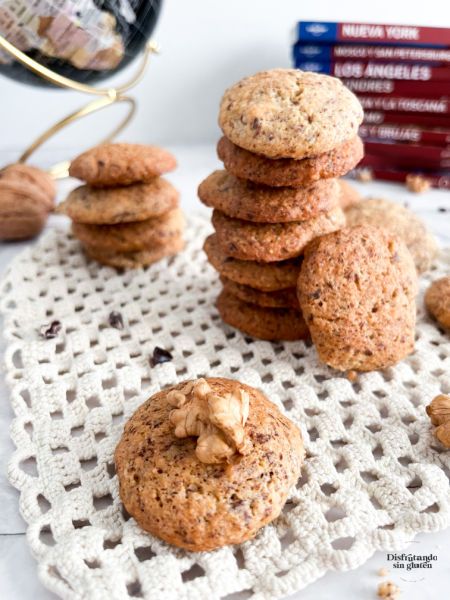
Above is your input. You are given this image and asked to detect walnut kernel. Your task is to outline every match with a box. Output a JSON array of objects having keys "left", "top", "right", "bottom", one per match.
[
  {"left": 378, "top": 581, "right": 402, "bottom": 599},
  {"left": 168, "top": 378, "right": 251, "bottom": 464},
  {"left": 426, "top": 394, "right": 450, "bottom": 447},
  {"left": 406, "top": 173, "right": 431, "bottom": 194}
]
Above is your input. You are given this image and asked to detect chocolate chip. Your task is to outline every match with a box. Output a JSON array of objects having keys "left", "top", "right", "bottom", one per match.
[
  {"left": 364, "top": 349, "right": 373, "bottom": 356},
  {"left": 108, "top": 311, "right": 124, "bottom": 330},
  {"left": 254, "top": 433, "right": 271, "bottom": 444},
  {"left": 438, "top": 207, "right": 448, "bottom": 213},
  {"left": 38, "top": 320, "right": 62, "bottom": 339},
  {"left": 98, "top": 161, "right": 105, "bottom": 167},
  {"left": 150, "top": 346, "right": 173, "bottom": 367},
  {"left": 311, "top": 289, "right": 322, "bottom": 299},
  {"left": 252, "top": 118, "right": 260, "bottom": 130}
]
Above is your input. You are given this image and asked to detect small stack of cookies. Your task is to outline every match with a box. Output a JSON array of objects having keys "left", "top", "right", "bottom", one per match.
[
  {"left": 200, "top": 69, "right": 364, "bottom": 341},
  {"left": 57, "top": 143, "right": 184, "bottom": 269}
]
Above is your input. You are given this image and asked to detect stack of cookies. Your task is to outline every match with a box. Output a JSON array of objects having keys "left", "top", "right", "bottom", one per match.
[
  {"left": 200, "top": 69, "right": 364, "bottom": 341},
  {"left": 57, "top": 143, "right": 185, "bottom": 269}
]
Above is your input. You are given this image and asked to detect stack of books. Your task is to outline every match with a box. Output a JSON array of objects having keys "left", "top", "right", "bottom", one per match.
[{"left": 292, "top": 21, "right": 450, "bottom": 188}]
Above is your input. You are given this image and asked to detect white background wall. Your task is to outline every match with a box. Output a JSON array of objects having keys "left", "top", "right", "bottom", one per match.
[{"left": 1, "top": 0, "right": 450, "bottom": 159}]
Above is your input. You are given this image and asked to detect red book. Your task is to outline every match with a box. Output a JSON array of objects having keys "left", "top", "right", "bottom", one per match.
[
  {"left": 333, "top": 61, "right": 450, "bottom": 81},
  {"left": 331, "top": 45, "right": 450, "bottom": 63},
  {"left": 296, "top": 22, "right": 450, "bottom": 46},
  {"left": 365, "top": 141, "right": 450, "bottom": 160},
  {"left": 359, "top": 96, "right": 450, "bottom": 114},
  {"left": 342, "top": 78, "right": 450, "bottom": 97},
  {"left": 359, "top": 124, "right": 450, "bottom": 146},
  {"left": 364, "top": 111, "right": 450, "bottom": 128},
  {"left": 360, "top": 152, "right": 450, "bottom": 170},
  {"left": 353, "top": 164, "right": 450, "bottom": 189}
]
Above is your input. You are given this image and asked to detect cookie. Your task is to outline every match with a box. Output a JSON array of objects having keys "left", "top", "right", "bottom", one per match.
[
  {"left": 0, "top": 178, "right": 51, "bottom": 240},
  {"left": 212, "top": 207, "right": 345, "bottom": 262},
  {"left": 217, "top": 135, "right": 364, "bottom": 187},
  {"left": 0, "top": 163, "right": 55, "bottom": 208},
  {"left": 69, "top": 143, "right": 177, "bottom": 186},
  {"left": 72, "top": 208, "right": 185, "bottom": 251},
  {"left": 339, "top": 179, "right": 362, "bottom": 209},
  {"left": 219, "top": 69, "right": 363, "bottom": 159},
  {"left": 204, "top": 234, "right": 302, "bottom": 291},
  {"left": 115, "top": 377, "right": 305, "bottom": 551},
  {"left": 199, "top": 170, "right": 340, "bottom": 223},
  {"left": 84, "top": 235, "right": 184, "bottom": 269},
  {"left": 220, "top": 275, "right": 299, "bottom": 309},
  {"left": 297, "top": 225, "right": 417, "bottom": 372},
  {"left": 344, "top": 197, "right": 438, "bottom": 273},
  {"left": 217, "top": 289, "right": 309, "bottom": 341},
  {"left": 56, "top": 179, "right": 179, "bottom": 224},
  {"left": 425, "top": 277, "right": 450, "bottom": 328}
]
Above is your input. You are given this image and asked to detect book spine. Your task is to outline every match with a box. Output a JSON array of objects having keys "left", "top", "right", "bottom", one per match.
[
  {"left": 294, "top": 60, "right": 450, "bottom": 81},
  {"left": 353, "top": 163, "right": 450, "bottom": 188},
  {"left": 359, "top": 124, "right": 450, "bottom": 146},
  {"left": 342, "top": 78, "right": 450, "bottom": 97},
  {"left": 363, "top": 111, "right": 450, "bottom": 128},
  {"left": 296, "top": 22, "right": 450, "bottom": 46},
  {"left": 359, "top": 96, "right": 450, "bottom": 114},
  {"left": 294, "top": 43, "right": 450, "bottom": 63},
  {"left": 365, "top": 141, "right": 450, "bottom": 160}
]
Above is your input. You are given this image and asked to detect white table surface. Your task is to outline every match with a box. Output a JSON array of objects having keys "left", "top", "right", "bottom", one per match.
[{"left": 0, "top": 144, "right": 449, "bottom": 600}]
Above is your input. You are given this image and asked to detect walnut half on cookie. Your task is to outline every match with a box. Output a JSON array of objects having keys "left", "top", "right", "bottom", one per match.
[{"left": 114, "top": 377, "right": 305, "bottom": 551}]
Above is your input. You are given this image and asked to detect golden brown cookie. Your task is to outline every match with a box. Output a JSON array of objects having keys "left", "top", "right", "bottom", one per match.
[
  {"left": 425, "top": 277, "right": 450, "bottom": 328},
  {"left": 115, "top": 377, "right": 305, "bottom": 551},
  {"left": 339, "top": 179, "right": 363, "bottom": 209},
  {"left": 344, "top": 197, "right": 438, "bottom": 273},
  {"left": 199, "top": 170, "right": 340, "bottom": 223},
  {"left": 220, "top": 275, "right": 299, "bottom": 309},
  {"left": 212, "top": 207, "right": 345, "bottom": 262},
  {"left": 217, "top": 135, "right": 364, "bottom": 187},
  {"left": 72, "top": 208, "right": 185, "bottom": 251},
  {"left": 56, "top": 179, "right": 179, "bottom": 224},
  {"left": 219, "top": 69, "right": 363, "bottom": 159},
  {"left": 204, "top": 234, "right": 302, "bottom": 291},
  {"left": 84, "top": 235, "right": 184, "bottom": 269},
  {"left": 217, "top": 289, "right": 309, "bottom": 341},
  {"left": 69, "top": 143, "right": 177, "bottom": 186},
  {"left": 297, "top": 225, "right": 418, "bottom": 372}
]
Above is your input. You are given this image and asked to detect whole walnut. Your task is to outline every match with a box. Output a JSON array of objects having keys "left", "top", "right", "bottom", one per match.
[{"left": 0, "top": 163, "right": 55, "bottom": 241}]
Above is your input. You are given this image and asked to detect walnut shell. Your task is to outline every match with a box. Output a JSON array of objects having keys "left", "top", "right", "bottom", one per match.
[
  {"left": 0, "top": 165, "right": 54, "bottom": 241},
  {"left": 0, "top": 163, "right": 55, "bottom": 209}
]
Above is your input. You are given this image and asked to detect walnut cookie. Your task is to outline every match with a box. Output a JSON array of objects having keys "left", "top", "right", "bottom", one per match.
[
  {"left": 84, "top": 236, "right": 184, "bottom": 269},
  {"left": 217, "top": 289, "right": 309, "bottom": 341},
  {"left": 345, "top": 197, "right": 438, "bottom": 273},
  {"left": 220, "top": 275, "right": 300, "bottom": 309},
  {"left": 298, "top": 225, "right": 418, "bottom": 372},
  {"left": 203, "top": 234, "right": 302, "bottom": 291},
  {"left": 69, "top": 142, "right": 177, "bottom": 187},
  {"left": 115, "top": 377, "right": 305, "bottom": 551},
  {"left": 219, "top": 69, "right": 363, "bottom": 159},
  {"left": 212, "top": 206, "right": 346, "bottom": 262},
  {"left": 72, "top": 207, "right": 185, "bottom": 252},
  {"left": 199, "top": 170, "right": 341, "bottom": 222},
  {"left": 56, "top": 179, "right": 179, "bottom": 224},
  {"left": 217, "top": 135, "right": 364, "bottom": 187}
]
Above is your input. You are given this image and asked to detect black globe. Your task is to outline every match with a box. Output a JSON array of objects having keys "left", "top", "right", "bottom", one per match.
[{"left": 0, "top": 0, "right": 162, "bottom": 87}]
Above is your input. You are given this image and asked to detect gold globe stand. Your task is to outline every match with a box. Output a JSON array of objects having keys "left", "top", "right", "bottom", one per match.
[{"left": 0, "top": 36, "right": 159, "bottom": 178}]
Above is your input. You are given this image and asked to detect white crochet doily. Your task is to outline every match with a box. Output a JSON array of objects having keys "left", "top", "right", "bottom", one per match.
[{"left": 1, "top": 214, "right": 450, "bottom": 600}]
